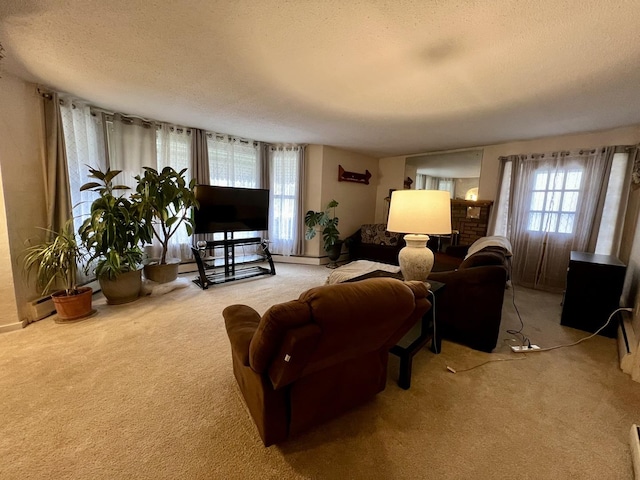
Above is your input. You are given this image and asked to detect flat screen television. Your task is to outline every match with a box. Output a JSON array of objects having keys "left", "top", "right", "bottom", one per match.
[{"left": 193, "top": 185, "right": 270, "bottom": 234}]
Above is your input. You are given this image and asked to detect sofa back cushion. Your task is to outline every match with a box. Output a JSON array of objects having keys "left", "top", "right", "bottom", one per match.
[{"left": 360, "top": 224, "right": 403, "bottom": 246}]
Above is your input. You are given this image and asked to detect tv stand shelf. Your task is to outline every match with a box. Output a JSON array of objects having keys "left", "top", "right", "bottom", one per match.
[{"left": 192, "top": 235, "right": 276, "bottom": 289}]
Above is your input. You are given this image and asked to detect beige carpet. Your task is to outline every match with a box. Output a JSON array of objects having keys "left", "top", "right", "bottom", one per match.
[{"left": 1, "top": 263, "right": 639, "bottom": 479}]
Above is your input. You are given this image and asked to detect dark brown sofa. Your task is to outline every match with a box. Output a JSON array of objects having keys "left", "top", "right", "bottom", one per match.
[
  {"left": 429, "top": 247, "right": 509, "bottom": 352},
  {"left": 223, "top": 277, "right": 431, "bottom": 446}
]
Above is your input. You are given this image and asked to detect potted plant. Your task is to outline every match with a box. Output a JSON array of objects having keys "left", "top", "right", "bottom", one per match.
[
  {"left": 79, "top": 167, "right": 152, "bottom": 304},
  {"left": 23, "top": 219, "right": 94, "bottom": 322},
  {"left": 304, "top": 199, "right": 343, "bottom": 265},
  {"left": 132, "top": 166, "right": 198, "bottom": 283}
]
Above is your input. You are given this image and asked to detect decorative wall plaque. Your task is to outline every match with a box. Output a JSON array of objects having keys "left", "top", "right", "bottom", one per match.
[{"left": 338, "top": 165, "right": 372, "bottom": 185}]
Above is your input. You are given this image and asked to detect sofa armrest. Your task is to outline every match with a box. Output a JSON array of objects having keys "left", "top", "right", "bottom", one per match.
[
  {"left": 428, "top": 265, "right": 508, "bottom": 352},
  {"left": 223, "top": 305, "right": 261, "bottom": 366}
]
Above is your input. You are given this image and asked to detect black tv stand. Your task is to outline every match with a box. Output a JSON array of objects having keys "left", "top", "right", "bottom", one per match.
[{"left": 191, "top": 234, "right": 276, "bottom": 289}]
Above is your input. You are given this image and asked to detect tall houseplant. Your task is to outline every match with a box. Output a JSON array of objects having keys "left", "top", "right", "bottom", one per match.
[
  {"left": 23, "top": 220, "right": 94, "bottom": 322},
  {"left": 79, "top": 167, "right": 152, "bottom": 304},
  {"left": 304, "top": 200, "right": 342, "bottom": 265},
  {"left": 132, "top": 166, "right": 198, "bottom": 283}
]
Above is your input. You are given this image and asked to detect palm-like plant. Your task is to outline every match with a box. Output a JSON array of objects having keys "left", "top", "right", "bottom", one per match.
[
  {"left": 23, "top": 220, "right": 86, "bottom": 296},
  {"left": 78, "top": 167, "right": 152, "bottom": 280}
]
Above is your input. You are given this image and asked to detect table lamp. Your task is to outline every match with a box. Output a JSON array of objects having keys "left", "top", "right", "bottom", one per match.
[{"left": 387, "top": 190, "right": 452, "bottom": 281}]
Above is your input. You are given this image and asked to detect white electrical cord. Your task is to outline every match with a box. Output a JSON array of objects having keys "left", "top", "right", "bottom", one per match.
[
  {"left": 528, "top": 306, "right": 632, "bottom": 352},
  {"left": 446, "top": 307, "right": 631, "bottom": 373}
]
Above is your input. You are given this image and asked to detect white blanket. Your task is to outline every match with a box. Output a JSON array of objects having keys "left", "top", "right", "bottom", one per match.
[
  {"left": 326, "top": 260, "right": 401, "bottom": 285},
  {"left": 465, "top": 236, "right": 513, "bottom": 259},
  {"left": 141, "top": 277, "right": 191, "bottom": 296}
]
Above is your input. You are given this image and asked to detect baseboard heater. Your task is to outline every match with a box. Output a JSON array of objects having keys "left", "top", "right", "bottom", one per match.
[
  {"left": 631, "top": 424, "right": 640, "bottom": 479},
  {"left": 27, "top": 279, "right": 100, "bottom": 323},
  {"left": 28, "top": 295, "right": 56, "bottom": 323}
]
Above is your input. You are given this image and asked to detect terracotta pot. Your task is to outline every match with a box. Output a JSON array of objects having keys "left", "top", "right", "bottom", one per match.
[
  {"left": 143, "top": 259, "right": 180, "bottom": 283},
  {"left": 51, "top": 287, "right": 94, "bottom": 323},
  {"left": 99, "top": 269, "right": 142, "bottom": 305}
]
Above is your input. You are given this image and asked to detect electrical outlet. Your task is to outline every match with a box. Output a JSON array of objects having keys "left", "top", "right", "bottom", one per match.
[{"left": 511, "top": 345, "right": 541, "bottom": 353}]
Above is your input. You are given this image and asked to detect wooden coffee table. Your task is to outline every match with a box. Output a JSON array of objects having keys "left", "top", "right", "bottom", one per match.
[{"left": 346, "top": 270, "right": 444, "bottom": 389}]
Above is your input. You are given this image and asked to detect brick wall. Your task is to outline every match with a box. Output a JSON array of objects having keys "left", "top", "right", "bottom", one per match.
[{"left": 451, "top": 200, "right": 493, "bottom": 246}]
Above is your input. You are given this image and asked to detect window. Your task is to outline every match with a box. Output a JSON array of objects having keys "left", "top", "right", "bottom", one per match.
[
  {"left": 268, "top": 147, "right": 302, "bottom": 256},
  {"left": 207, "top": 135, "right": 260, "bottom": 188},
  {"left": 61, "top": 100, "right": 304, "bottom": 260},
  {"left": 527, "top": 168, "right": 582, "bottom": 234}
]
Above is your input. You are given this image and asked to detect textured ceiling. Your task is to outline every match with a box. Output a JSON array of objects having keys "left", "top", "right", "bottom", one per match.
[{"left": 1, "top": 0, "right": 640, "bottom": 157}]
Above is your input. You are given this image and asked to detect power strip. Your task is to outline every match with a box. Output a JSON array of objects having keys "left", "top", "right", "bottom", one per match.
[{"left": 511, "top": 345, "right": 541, "bottom": 353}]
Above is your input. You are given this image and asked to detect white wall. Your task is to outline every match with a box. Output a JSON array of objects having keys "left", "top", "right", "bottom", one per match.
[
  {"left": 303, "top": 145, "right": 324, "bottom": 257},
  {"left": 302, "top": 145, "right": 378, "bottom": 259},
  {"left": 0, "top": 73, "right": 48, "bottom": 328},
  {"left": 321, "top": 146, "right": 377, "bottom": 239},
  {"left": 0, "top": 161, "right": 19, "bottom": 331},
  {"left": 375, "top": 155, "right": 407, "bottom": 223}
]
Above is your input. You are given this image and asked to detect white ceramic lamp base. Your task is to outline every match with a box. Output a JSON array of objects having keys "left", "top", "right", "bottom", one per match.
[{"left": 398, "top": 234, "right": 434, "bottom": 282}]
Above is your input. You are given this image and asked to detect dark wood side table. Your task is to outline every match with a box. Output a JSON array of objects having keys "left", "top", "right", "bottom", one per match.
[
  {"left": 561, "top": 251, "right": 626, "bottom": 338},
  {"left": 346, "top": 270, "right": 444, "bottom": 389}
]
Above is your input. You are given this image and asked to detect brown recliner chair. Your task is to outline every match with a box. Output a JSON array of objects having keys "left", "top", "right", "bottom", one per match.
[{"left": 223, "top": 277, "right": 431, "bottom": 446}]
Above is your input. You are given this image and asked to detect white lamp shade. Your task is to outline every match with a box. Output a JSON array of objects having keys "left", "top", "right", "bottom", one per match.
[{"left": 387, "top": 190, "right": 452, "bottom": 235}]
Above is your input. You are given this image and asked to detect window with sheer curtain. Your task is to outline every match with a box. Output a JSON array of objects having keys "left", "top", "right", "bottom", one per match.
[
  {"left": 204, "top": 134, "right": 263, "bottom": 243},
  {"left": 207, "top": 134, "right": 260, "bottom": 187},
  {"left": 415, "top": 174, "right": 455, "bottom": 198},
  {"left": 491, "top": 148, "right": 629, "bottom": 291},
  {"left": 527, "top": 168, "right": 582, "bottom": 234},
  {"left": 268, "top": 146, "right": 303, "bottom": 256},
  {"left": 60, "top": 101, "right": 107, "bottom": 233},
  {"left": 60, "top": 101, "right": 108, "bottom": 284},
  {"left": 61, "top": 101, "right": 304, "bottom": 263}
]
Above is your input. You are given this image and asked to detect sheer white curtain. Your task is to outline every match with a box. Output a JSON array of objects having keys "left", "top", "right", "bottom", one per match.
[
  {"left": 268, "top": 146, "right": 303, "bottom": 256},
  {"left": 594, "top": 152, "right": 631, "bottom": 255},
  {"left": 150, "top": 125, "right": 193, "bottom": 260},
  {"left": 107, "top": 114, "right": 157, "bottom": 188},
  {"left": 106, "top": 117, "right": 195, "bottom": 261},
  {"left": 59, "top": 100, "right": 108, "bottom": 283},
  {"left": 206, "top": 134, "right": 262, "bottom": 242},
  {"left": 493, "top": 148, "right": 614, "bottom": 291},
  {"left": 207, "top": 134, "right": 260, "bottom": 188},
  {"left": 60, "top": 101, "right": 108, "bottom": 230},
  {"left": 424, "top": 175, "right": 439, "bottom": 190},
  {"left": 438, "top": 178, "right": 455, "bottom": 198}
]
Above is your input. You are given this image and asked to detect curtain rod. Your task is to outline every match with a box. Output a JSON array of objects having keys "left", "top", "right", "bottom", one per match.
[
  {"left": 498, "top": 146, "right": 625, "bottom": 161},
  {"left": 35, "top": 87, "right": 299, "bottom": 148}
]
